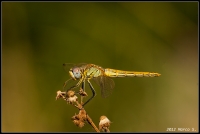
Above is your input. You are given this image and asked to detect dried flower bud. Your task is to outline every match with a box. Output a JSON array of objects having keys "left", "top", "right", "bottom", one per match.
[
  {"left": 56, "top": 90, "right": 66, "bottom": 100},
  {"left": 71, "top": 110, "right": 87, "bottom": 128},
  {"left": 71, "top": 114, "right": 79, "bottom": 120},
  {"left": 78, "top": 109, "right": 87, "bottom": 121},
  {"left": 66, "top": 90, "right": 75, "bottom": 97},
  {"left": 73, "top": 119, "right": 85, "bottom": 128},
  {"left": 99, "top": 116, "right": 111, "bottom": 132},
  {"left": 63, "top": 90, "right": 78, "bottom": 104},
  {"left": 66, "top": 95, "right": 78, "bottom": 104},
  {"left": 78, "top": 121, "right": 85, "bottom": 128},
  {"left": 79, "top": 88, "right": 88, "bottom": 97}
]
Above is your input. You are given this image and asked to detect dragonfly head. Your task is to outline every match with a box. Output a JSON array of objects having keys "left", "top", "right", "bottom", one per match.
[{"left": 69, "top": 67, "right": 82, "bottom": 80}]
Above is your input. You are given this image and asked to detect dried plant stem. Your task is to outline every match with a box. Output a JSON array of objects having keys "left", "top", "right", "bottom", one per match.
[
  {"left": 56, "top": 90, "right": 109, "bottom": 132},
  {"left": 86, "top": 114, "right": 100, "bottom": 132},
  {"left": 75, "top": 100, "right": 100, "bottom": 132}
]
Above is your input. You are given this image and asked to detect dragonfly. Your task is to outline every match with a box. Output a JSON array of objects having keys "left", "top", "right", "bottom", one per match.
[{"left": 63, "top": 63, "right": 161, "bottom": 107}]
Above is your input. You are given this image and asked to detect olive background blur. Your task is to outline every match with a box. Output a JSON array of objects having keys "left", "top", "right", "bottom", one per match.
[{"left": 2, "top": 2, "right": 198, "bottom": 132}]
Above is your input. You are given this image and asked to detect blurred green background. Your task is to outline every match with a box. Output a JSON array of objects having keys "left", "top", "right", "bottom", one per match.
[{"left": 2, "top": 2, "right": 198, "bottom": 132}]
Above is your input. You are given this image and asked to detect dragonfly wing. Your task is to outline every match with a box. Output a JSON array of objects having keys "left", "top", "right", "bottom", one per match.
[
  {"left": 93, "top": 76, "right": 115, "bottom": 98},
  {"left": 63, "top": 63, "right": 76, "bottom": 73},
  {"left": 62, "top": 78, "right": 78, "bottom": 90},
  {"left": 63, "top": 63, "right": 88, "bottom": 72}
]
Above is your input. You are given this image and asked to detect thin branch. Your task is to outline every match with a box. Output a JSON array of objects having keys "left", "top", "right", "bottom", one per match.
[
  {"left": 56, "top": 90, "right": 101, "bottom": 132},
  {"left": 86, "top": 114, "right": 100, "bottom": 132}
]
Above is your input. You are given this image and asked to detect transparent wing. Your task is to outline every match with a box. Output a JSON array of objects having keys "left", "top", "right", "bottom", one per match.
[
  {"left": 62, "top": 78, "right": 81, "bottom": 91},
  {"left": 93, "top": 76, "right": 115, "bottom": 98},
  {"left": 63, "top": 63, "right": 88, "bottom": 72}
]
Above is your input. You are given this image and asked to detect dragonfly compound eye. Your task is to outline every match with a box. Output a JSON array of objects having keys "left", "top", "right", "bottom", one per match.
[{"left": 72, "top": 67, "right": 81, "bottom": 79}]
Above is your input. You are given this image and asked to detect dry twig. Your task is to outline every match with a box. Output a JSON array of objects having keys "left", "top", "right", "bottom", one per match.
[{"left": 56, "top": 89, "right": 111, "bottom": 132}]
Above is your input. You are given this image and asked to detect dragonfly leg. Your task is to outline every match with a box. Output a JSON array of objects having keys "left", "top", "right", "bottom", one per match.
[
  {"left": 82, "top": 80, "right": 96, "bottom": 107},
  {"left": 82, "top": 80, "right": 85, "bottom": 92},
  {"left": 63, "top": 78, "right": 72, "bottom": 90},
  {"left": 65, "top": 78, "right": 83, "bottom": 92},
  {"left": 80, "top": 80, "right": 86, "bottom": 104}
]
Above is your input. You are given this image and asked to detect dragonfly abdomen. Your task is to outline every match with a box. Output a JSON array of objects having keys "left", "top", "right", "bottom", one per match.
[{"left": 105, "top": 68, "right": 161, "bottom": 77}]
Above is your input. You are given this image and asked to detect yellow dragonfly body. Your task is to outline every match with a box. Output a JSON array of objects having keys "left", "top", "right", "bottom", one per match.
[{"left": 63, "top": 63, "right": 161, "bottom": 106}]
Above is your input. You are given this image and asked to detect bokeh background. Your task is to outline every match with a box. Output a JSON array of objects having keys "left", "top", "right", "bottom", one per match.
[{"left": 2, "top": 2, "right": 198, "bottom": 132}]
